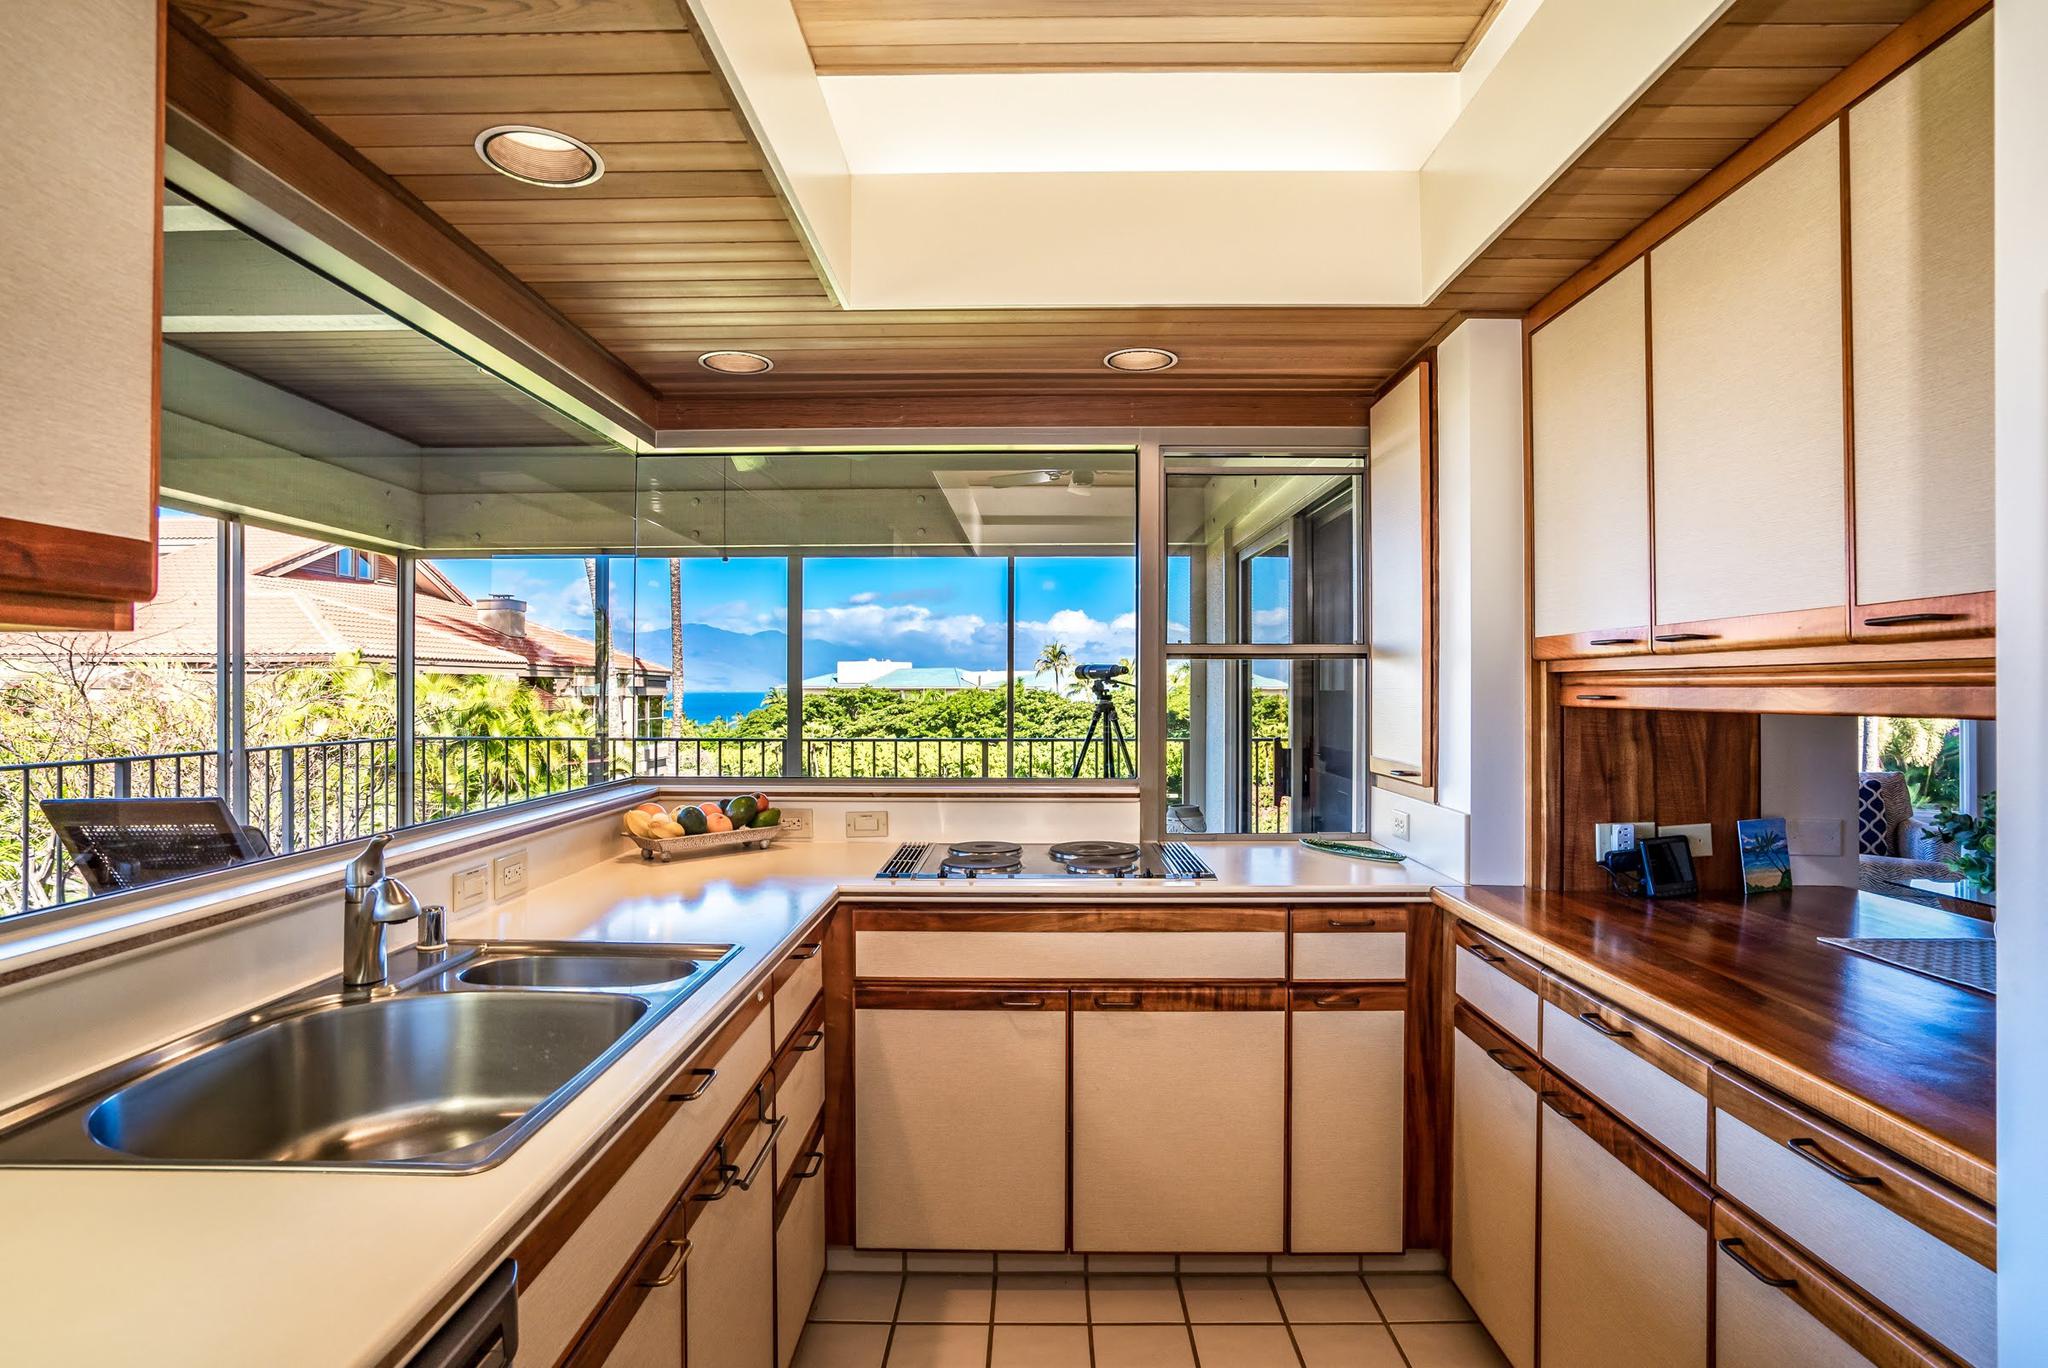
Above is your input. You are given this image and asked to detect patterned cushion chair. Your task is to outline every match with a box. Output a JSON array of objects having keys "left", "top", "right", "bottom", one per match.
[{"left": 1856, "top": 770, "right": 1956, "bottom": 900}]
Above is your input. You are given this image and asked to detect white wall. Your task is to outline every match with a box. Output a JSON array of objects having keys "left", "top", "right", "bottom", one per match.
[
  {"left": 1996, "top": 2, "right": 2048, "bottom": 1356},
  {"left": 1368, "top": 318, "right": 1528, "bottom": 883},
  {"left": 1758, "top": 714, "right": 1859, "bottom": 887}
]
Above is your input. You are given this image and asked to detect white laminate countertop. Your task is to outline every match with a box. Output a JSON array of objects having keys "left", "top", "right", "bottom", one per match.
[{"left": 0, "top": 838, "right": 1446, "bottom": 1367}]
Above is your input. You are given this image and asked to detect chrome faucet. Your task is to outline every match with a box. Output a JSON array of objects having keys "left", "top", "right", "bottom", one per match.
[{"left": 342, "top": 834, "right": 423, "bottom": 991}]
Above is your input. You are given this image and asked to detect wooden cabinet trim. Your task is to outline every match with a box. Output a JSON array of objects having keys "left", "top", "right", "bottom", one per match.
[
  {"left": 1540, "top": 1070, "right": 1711, "bottom": 1228},
  {"left": 1713, "top": 1068, "right": 1994, "bottom": 1269},
  {"left": 1290, "top": 983, "right": 1406, "bottom": 1012},
  {"left": 772, "top": 939, "right": 824, "bottom": 992},
  {"left": 1288, "top": 906, "right": 1414, "bottom": 934},
  {"left": 1851, "top": 591, "right": 1995, "bottom": 642},
  {"left": 1540, "top": 972, "right": 1710, "bottom": 1095},
  {"left": 1647, "top": 605, "right": 1849, "bottom": 653},
  {"left": 1534, "top": 628, "right": 1652, "bottom": 661},
  {"left": 773, "top": 1114, "right": 829, "bottom": 1227},
  {"left": 772, "top": 996, "right": 826, "bottom": 1074},
  {"left": 1714, "top": 1201, "right": 1963, "bottom": 1368},
  {"left": 1452, "top": 1001, "right": 1539, "bottom": 1096},
  {"left": 1072, "top": 985, "right": 1287, "bottom": 1012},
  {"left": 0, "top": 516, "right": 156, "bottom": 606},
  {"left": 1452, "top": 922, "right": 1541, "bottom": 994},
  {"left": 854, "top": 983, "right": 1070, "bottom": 1011},
  {"left": 852, "top": 906, "right": 1286, "bottom": 932}
]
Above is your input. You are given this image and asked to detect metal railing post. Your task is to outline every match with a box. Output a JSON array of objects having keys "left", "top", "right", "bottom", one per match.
[{"left": 279, "top": 746, "right": 297, "bottom": 854}]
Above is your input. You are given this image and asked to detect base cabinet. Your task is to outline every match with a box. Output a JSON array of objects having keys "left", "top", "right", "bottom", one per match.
[
  {"left": 776, "top": 1141, "right": 829, "bottom": 1368},
  {"left": 686, "top": 1100, "right": 778, "bottom": 1368},
  {"left": 1539, "top": 1074, "right": 1709, "bottom": 1368},
  {"left": 1290, "top": 986, "right": 1405, "bottom": 1252},
  {"left": 1072, "top": 988, "right": 1286, "bottom": 1252},
  {"left": 567, "top": 1205, "right": 689, "bottom": 1368},
  {"left": 1449, "top": 1007, "right": 1538, "bottom": 1368}
]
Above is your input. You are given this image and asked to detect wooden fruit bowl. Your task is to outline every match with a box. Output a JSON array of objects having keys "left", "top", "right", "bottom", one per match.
[{"left": 626, "top": 824, "right": 783, "bottom": 863}]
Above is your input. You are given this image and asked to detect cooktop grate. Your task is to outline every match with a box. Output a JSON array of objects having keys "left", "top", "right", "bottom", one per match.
[
  {"left": 1158, "top": 842, "right": 1215, "bottom": 879},
  {"left": 877, "top": 842, "right": 931, "bottom": 878}
]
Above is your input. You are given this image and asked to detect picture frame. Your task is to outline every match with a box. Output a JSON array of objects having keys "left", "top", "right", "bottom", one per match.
[{"left": 1737, "top": 817, "right": 1793, "bottom": 895}]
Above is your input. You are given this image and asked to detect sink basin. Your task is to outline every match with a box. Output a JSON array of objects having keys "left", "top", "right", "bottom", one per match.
[
  {"left": 460, "top": 951, "right": 706, "bottom": 992},
  {"left": 85, "top": 991, "right": 646, "bottom": 1167}
]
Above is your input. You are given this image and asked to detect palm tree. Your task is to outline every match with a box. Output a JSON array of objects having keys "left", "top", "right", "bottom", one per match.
[
  {"left": 668, "top": 558, "right": 684, "bottom": 735},
  {"left": 1035, "top": 641, "right": 1074, "bottom": 694}
]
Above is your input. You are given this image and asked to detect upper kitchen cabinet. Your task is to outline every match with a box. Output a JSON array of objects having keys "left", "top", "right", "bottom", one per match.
[
  {"left": 1650, "top": 131, "right": 1847, "bottom": 653},
  {"left": 1847, "top": 16, "right": 1994, "bottom": 641},
  {"left": 1530, "top": 261, "right": 1652, "bottom": 659},
  {"left": 1368, "top": 361, "right": 1435, "bottom": 788},
  {"left": 0, "top": 0, "right": 163, "bottom": 631}
]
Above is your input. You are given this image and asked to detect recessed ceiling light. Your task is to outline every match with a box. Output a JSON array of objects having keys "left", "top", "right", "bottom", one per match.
[
  {"left": 698, "top": 350, "right": 775, "bottom": 375},
  {"left": 1104, "top": 347, "right": 1179, "bottom": 372},
  {"left": 474, "top": 125, "right": 604, "bottom": 187}
]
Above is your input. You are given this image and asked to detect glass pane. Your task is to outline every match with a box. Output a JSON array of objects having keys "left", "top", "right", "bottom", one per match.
[
  {"left": 1167, "top": 463, "right": 1359, "bottom": 644},
  {"left": 1016, "top": 555, "right": 1138, "bottom": 779},
  {"left": 1167, "top": 656, "right": 1363, "bottom": 834},
  {"left": 0, "top": 509, "right": 224, "bottom": 916},
  {"left": 634, "top": 555, "right": 788, "bottom": 780}
]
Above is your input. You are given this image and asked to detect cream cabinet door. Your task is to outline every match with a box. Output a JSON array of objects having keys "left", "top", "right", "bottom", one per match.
[
  {"left": 1290, "top": 988, "right": 1404, "bottom": 1253},
  {"left": 1073, "top": 989, "right": 1286, "bottom": 1251},
  {"left": 1530, "top": 260, "right": 1652, "bottom": 657},
  {"left": 1539, "top": 1078, "right": 1709, "bottom": 1368},
  {"left": 1650, "top": 129, "right": 1846, "bottom": 648},
  {"left": 1449, "top": 1011, "right": 1537, "bottom": 1368},
  {"left": 687, "top": 1110, "right": 778, "bottom": 1368},
  {"left": 855, "top": 987, "right": 1068, "bottom": 1250},
  {"left": 776, "top": 1145, "right": 829, "bottom": 1368},
  {"left": 1847, "top": 15, "right": 1994, "bottom": 638},
  {"left": 1368, "top": 362, "right": 1434, "bottom": 785},
  {"left": 593, "top": 1276, "right": 683, "bottom": 1368}
]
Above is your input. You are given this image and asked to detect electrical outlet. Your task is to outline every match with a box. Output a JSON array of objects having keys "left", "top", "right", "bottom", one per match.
[
  {"left": 777, "top": 807, "right": 813, "bottom": 840},
  {"left": 452, "top": 863, "right": 489, "bottom": 912},
  {"left": 1662, "top": 823, "right": 1714, "bottom": 858},
  {"left": 492, "top": 849, "right": 529, "bottom": 901},
  {"left": 846, "top": 810, "right": 889, "bottom": 838},
  {"left": 1390, "top": 809, "right": 1411, "bottom": 841},
  {"left": 1786, "top": 818, "right": 1842, "bottom": 857},
  {"left": 1594, "top": 821, "right": 1658, "bottom": 858}
]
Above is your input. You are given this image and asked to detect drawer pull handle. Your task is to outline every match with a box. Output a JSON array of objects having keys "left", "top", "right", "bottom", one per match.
[
  {"left": 1315, "top": 993, "right": 1352, "bottom": 1007},
  {"left": 1000, "top": 996, "right": 1046, "bottom": 1008},
  {"left": 1587, "top": 637, "right": 1640, "bottom": 647},
  {"left": 1389, "top": 768, "right": 1422, "bottom": 778},
  {"left": 639, "top": 1238, "right": 693, "bottom": 1288},
  {"left": 790, "top": 1028, "right": 825, "bottom": 1053},
  {"left": 1463, "top": 942, "right": 1505, "bottom": 965},
  {"left": 1788, "top": 1137, "right": 1880, "bottom": 1186},
  {"left": 1326, "top": 917, "right": 1377, "bottom": 929},
  {"left": 789, "top": 942, "right": 823, "bottom": 961},
  {"left": 693, "top": 1164, "right": 740, "bottom": 1204},
  {"left": 795, "top": 1150, "right": 826, "bottom": 1181},
  {"left": 735, "top": 1114, "right": 789, "bottom": 1190},
  {"left": 1653, "top": 632, "right": 1718, "bottom": 642},
  {"left": 1863, "top": 612, "right": 1962, "bottom": 627},
  {"left": 1095, "top": 995, "right": 1142, "bottom": 1009},
  {"left": 1718, "top": 1238, "right": 1795, "bottom": 1288},
  {"left": 1575, "top": 694, "right": 1621, "bottom": 702},
  {"left": 669, "top": 1067, "right": 717, "bottom": 1103},
  {"left": 1540, "top": 1091, "right": 1585, "bottom": 1121},
  {"left": 1576, "top": 1010, "right": 1633, "bottom": 1039},
  {"left": 1485, "top": 1047, "right": 1528, "bottom": 1074}
]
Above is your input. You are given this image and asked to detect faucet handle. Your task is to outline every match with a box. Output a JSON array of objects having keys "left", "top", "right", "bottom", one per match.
[{"left": 344, "top": 834, "right": 391, "bottom": 893}]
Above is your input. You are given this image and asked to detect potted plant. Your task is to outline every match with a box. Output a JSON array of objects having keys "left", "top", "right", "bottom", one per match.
[{"left": 1927, "top": 792, "right": 1996, "bottom": 894}]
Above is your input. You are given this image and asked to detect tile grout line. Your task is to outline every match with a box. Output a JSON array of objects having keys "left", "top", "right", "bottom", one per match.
[
  {"left": 1174, "top": 1272, "right": 1204, "bottom": 1368},
  {"left": 1267, "top": 1270, "right": 1311, "bottom": 1368}
]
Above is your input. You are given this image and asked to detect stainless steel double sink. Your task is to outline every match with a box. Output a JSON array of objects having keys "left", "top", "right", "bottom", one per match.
[{"left": 0, "top": 942, "right": 737, "bottom": 1173}]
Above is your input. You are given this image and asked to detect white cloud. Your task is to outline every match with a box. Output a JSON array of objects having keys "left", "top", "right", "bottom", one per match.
[{"left": 848, "top": 590, "right": 878, "bottom": 604}]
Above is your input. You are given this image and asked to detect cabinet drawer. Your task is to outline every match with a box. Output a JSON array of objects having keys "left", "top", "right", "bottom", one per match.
[
  {"left": 775, "top": 1135, "right": 828, "bottom": 1368},
  {"left": 1291, "top": 906, "right": 1410, "bottom": 981},
  {"left": 1452, "top": 923, "right": 1540, "bottom": 1048},
  {"left": 1289, "top": 984, "right": 1404, "bottom": 1253},
  {"left": 1450, "top": 1006, "right": 1538, "bottom": 1368},
  {"left": 1540, "top": 974, "right": 1709, "bottom": 1173},
  {"left": 1715, "top": 1201, "right": 1956, "bottom": 1368},
  {"left": 772, "top": 1002, "right": 826, "bottom": 1191},
  {"left": 1712, "top": 1071, "right": 1994, "bottom": 1367},
  {"left": 856, "top": 927, "right": 1285, "bottom": 980},
  {"left": 686, "top": 1102, "right": 778, "bottom": 1368},
  {"left": 772, "top": 939, "right": 823, "bottom": 1052},
  {"left": 565, "top": 1197, "right": 689, "bottom": 1368},
  {"left": 519, "top": 992, "right": 773, "bottom": 1368}
]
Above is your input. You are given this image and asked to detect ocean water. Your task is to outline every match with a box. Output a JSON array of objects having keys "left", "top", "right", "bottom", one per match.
[{"left": 675, "top": 691, "right": 772, "bottom": 724}]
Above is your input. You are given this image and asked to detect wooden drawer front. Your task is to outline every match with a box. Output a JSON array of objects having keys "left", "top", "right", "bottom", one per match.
[
  {"left": 1450, "top": 1007, "right": 1538, "bottom": 1368},
  {"left": 775, "top": 1142, "right": 828, "bottom": 1368},
  {"left": 1073, "top": 990, "right": 1287, "bottom": 1251},
  {"left": 856, "top": 929, "right": 1285, "bottom": 980},
  {"left": 520, "top": 997, "right": 773, "bottom": 1368},
  {"left": 1291, "top": 907, "right": 1411, "bottom": 981},
  {"left": 1540, "top": 975, "right": 1709, "bottom": 1173},
  {"left": 1452, "top": 923, "right": 1540, "bottom": 1048},
  {"left": 1539, "top": 1074, "right": 1710, "bottom": 1368},
  {"left": 1290, "top": 987, "right": 1405, "bottom": 1253},
  {"left": 855, "top": 988, "right": 1069, "bottom": 1250},
  {"left": 1715, "top": 1201, "right": 1955, "bottom": 1368},
  {"left": 772, "top": 1012, "right": 826, "bottom": 1191},
  {"left": 772, "top": 941, "right": 823, "bottom": 1052},
  {"left": 1713, "top": 1073, "right": 1994, "bottom": 1367}
]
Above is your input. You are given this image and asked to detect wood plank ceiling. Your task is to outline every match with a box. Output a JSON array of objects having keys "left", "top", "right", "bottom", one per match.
[
  {"left": 171, "top": 0, "right": 1934, "bottom": 426},
  {"left": 788, "top": 0, "right": 1507, "bottom": 75}
]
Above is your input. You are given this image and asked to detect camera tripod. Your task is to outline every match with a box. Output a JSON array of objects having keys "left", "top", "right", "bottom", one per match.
[{"left": 1071, "top": 675, "right": 1135, "bottom": 779}]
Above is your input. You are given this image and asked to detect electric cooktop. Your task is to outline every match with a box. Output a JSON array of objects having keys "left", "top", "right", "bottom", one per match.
[{"left": 876, "top": 840, "right": 1216, "bottom": 880}]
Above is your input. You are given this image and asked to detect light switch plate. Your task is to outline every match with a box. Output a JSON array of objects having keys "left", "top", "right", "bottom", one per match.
[
  {"left": 1786, "top": 818, "right": 1843, "bottom": 857},
  {"left": 452, "top": 863, "right": 489, "bottom": 912},
  {"left": 492, "top": 849, "right": 529, "bottom": 901},
  {"left": 1662, "top": 823, "right": 1714, "bottom": 857},
  {"left": 846, "top": 810, "right": 889, "bottom": 838}
]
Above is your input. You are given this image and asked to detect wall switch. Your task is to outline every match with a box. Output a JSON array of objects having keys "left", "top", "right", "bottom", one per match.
[
  {"left": 1786, "top": 818, "right": 1843, "bottom": 857},
  {"left": 1391, "top": 809, "right": 1412, "bottom": 841},
  {"left": 492, "top": 849, "right": 529, "bottom": 901},
  {"left": 777, "top": 807, "right": 814, "bottom": 841},
  {"left": 452, "top": 863, "right": 489, "bottom": 912},
  {"left": 1663, "top": 823, "right": 1714, "bottom": 858},
  {"left": 846, "top": 810, "right": 889, "bottom": 839}
]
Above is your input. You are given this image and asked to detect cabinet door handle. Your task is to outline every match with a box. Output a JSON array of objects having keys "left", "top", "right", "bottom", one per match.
[
  {"left": 1718, "top": 1238, "right": 1796, "bottom": 1288},
  {"left": 1540, "top": 1091, "right": 1585, "bottom": 1121},
  {"left": 1326, "top": 917, "right": 1377, "bottom": 929},
  {"left": 1788, "top": 1137, "right": 1880, "bottom": 1186},
  {"left": 638, "top": 1238, "right": 693, "bottom": 1288},
  {"left": 692, "top": 1163, "right": 740, "bottom": 1204},
  {"left": 1389, "top": 768, "right": 1422, "bottom": 778},
  {"left": 669, "top": 1067, "right": 716, "bottom": 1103},
  {"left": 1576, "top": 1010, "right": 1633, "bottom": 1039},
  {"left": 1000, "top": 996, "right": 1047, "bottom": 1008},
  {"left": 735, "top": 1114, "right": 789, "bottom": 1190},
  {"left": 1093, "top": 994, "right": 1142, "bottom": 1009},
  {"left": 1485, "top": 1047, "right": 1528, "bottom": 1074},
  {"left": 1575, "top": 694, "right": 1621, "bottom": 702},
  {"left": 1862, "top": 612, "right": 1962, "bottom": 627},
  {"left": 795, "top": 1150, "right": 826, "bottom": 1181},
  {"left": 1463, "top": 942, "right": 1504, "bottom": 965},
  {"left": 790, "top": 1028, "right": 825, "bottom": 1053},
  {"left": 1314, "top": 993, "right": 1352, "bottom": 1007},
  {"left": 1653, "top": 632, "right": 1718, "bottom": 642},
  {"left": 1587, "top": 637, "right": 1641, "bottom": 647},
  {"left": 788, "top": 942, "right": 823, "bottom": 961}
]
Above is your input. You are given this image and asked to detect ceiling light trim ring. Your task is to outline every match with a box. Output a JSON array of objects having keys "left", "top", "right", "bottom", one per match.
[
  {"left": 474, "top": 125, "right": 606, "bottom": 188},
  {"left": 1104, "top": 347, "right": 1180, "bottom": 372},
  {"left": 699, "top": 350, "right": 776, "bottom": 375}
]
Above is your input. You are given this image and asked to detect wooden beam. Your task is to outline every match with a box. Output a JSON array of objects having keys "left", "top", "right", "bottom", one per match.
[{"left": 655, "top": 390, "right": 1369, "bottom": 431}]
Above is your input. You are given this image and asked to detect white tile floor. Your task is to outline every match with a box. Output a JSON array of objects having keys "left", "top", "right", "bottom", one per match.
[{"left": 790, "top": 1269, "right": 1509, "bottom": 1367}]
